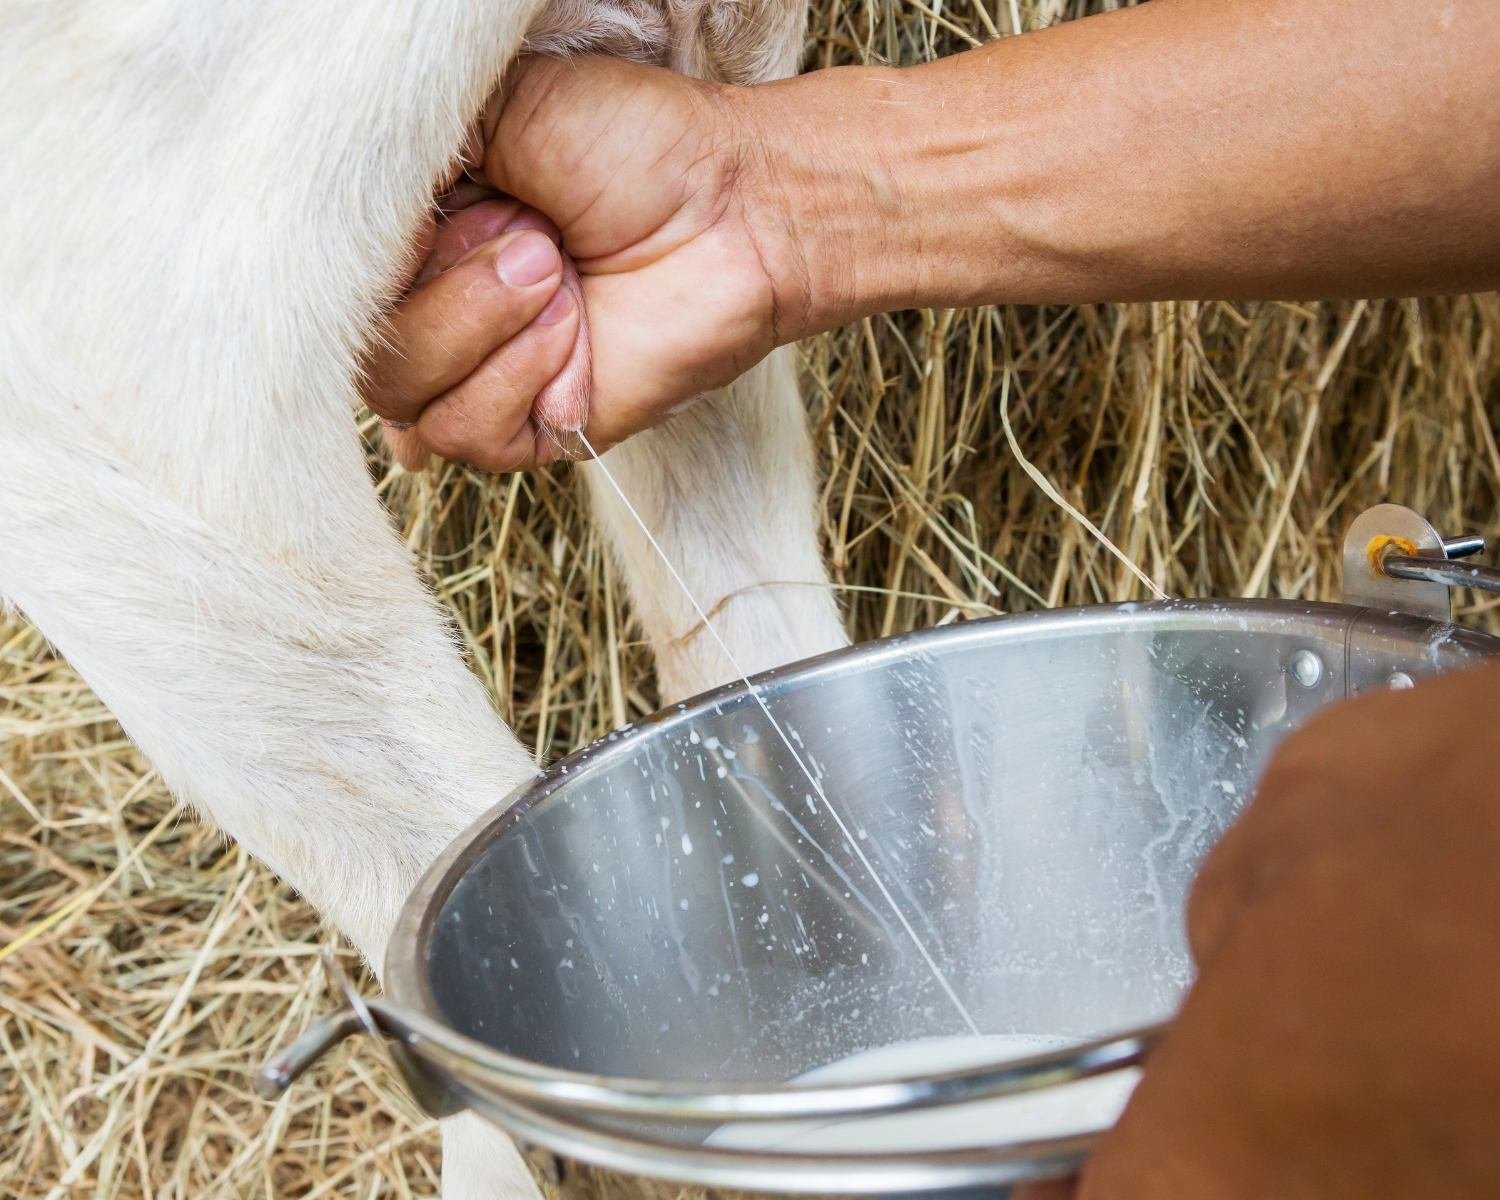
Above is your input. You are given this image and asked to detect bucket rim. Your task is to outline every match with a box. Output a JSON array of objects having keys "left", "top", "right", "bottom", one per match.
[{"left": 378, "top": 598, "right": 1496, "bottom": 1181}]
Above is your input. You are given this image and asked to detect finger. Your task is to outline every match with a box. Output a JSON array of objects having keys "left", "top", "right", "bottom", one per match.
[
  {"left": 419, "top": 199, "right": 565, "bottom": 286},
  {"left": 486, "top": 56, "right": 649, "bottom": 248},
  {"left": 364, "top": 228, "right": 563, "bottom": 424},
  {"left": 415, "top": 283, "right": 581, "bottom": 473}
]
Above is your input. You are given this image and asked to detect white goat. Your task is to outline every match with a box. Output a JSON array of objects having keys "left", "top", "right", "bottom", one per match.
[{"left": 0, "top": 1, "right": 844, "bottom": 1194}]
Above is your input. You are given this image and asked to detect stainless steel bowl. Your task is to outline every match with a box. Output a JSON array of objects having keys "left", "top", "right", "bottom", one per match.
[{"left": 259, "top": 509, "right": 1500, "bottom": 1199}]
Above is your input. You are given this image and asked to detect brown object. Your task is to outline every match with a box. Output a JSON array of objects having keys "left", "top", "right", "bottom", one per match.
[{"left": 3, "top": 3, "right": 1499, "bottom": 1197}]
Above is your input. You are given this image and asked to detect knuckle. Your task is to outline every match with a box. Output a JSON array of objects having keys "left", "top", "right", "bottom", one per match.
[
  {"left": 467, "top": 435, "right": 533, "bottom": 475},
  {"left": 362, "top": 379, "right": 416, "bottom": 420},
  {"left": 416, "top": 412, "right": 471, "bottom": 464}
]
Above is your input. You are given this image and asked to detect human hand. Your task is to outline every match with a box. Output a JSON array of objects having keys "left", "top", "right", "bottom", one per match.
[
  {"left": 362, "top": 189, "right": 587, "bottom": 472},
  {"left": 371, "top": 0, "right": 1500, "bottom": 473},
  {"left": 1022, "top": 660, "right": 1500, "bottom": 1198},
  {"left": 479, "top": 55, "right": 809, "bottom": 456},
  {"left": 365, "top": 54, "right": 812, "bottom": 470}
]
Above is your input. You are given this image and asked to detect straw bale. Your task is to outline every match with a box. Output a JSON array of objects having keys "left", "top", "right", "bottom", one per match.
[{"left": 4, "top": 1, "right": 1497, "bottom": 1194}]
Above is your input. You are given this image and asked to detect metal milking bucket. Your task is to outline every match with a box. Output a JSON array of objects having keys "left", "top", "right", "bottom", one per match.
[{"left": 259, "top": 504, "right": 1500, "bottom": 1198}]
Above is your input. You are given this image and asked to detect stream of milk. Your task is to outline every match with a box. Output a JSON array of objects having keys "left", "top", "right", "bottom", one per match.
[
  {"left": 706, "top": 1033, "right": 1139, "bottom": 1152},
  {"left": 575, "top": 429, "right": 979, "bottom": 1034}
]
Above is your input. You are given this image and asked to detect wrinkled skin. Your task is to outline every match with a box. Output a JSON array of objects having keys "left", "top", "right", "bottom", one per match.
[
  {"left": 363, "top": 56, "right": 790, "bottom": 469},
  {"left": 365, "top": 188, "right": 581, "bottom": 471}
]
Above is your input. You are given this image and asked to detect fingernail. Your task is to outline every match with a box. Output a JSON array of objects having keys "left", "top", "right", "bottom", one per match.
[
  {"left": 535, "top": 286, "right": 574, "bottom": 325},
  {"left": 496, "top": 230, "right": 559, "bottom": 287}
]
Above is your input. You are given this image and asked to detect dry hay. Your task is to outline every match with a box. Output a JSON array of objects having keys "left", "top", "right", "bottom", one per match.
[{"left": 4, "top": 1, "right": 1499, "bottom": 1195}]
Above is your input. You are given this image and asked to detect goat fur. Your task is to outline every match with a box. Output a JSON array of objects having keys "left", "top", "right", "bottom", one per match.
[{"left": 0, "top": 0, "right": 841, "bottom": 1194}]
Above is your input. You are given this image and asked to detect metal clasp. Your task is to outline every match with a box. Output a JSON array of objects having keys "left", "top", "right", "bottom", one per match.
[
  {"left": 254, "top": 952, "right": 462, "bottom": 1116},
  {"left": 1341, "top": 504, "right": 1499, "bottom": 622},
  {"left": 254, "top": 952, "right": 380, "bottom": 1100}
]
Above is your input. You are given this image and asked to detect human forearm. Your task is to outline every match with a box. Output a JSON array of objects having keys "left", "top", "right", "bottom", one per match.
[
  {"left": 387, "top": 3, "right": 1497, "bottom": 465},
  {"left": 739, "top": 0, "right": 1500, "bottom": 337}
]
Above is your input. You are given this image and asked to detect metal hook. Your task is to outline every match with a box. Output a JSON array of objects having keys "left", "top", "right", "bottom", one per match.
[
  {"left": 253, "top": 950, "right": 380, "bottom": 1100},
  {"left": 1379, "top": 546, "right": 1500, "bottom": 597},
  {"left": 1341, "top": 504, "right": 1499, "bottom": 621}
]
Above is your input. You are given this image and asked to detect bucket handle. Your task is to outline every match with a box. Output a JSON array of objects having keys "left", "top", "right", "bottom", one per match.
[
  {"left": 255, "top": 952, "right": 383, "bottom": 1100},
  {"left": 258, "top": 963, "right": 1160, "bottom": 1126},
  {"left": 255, "top": 952, "right": 459, "bottom": 1117},
  {"left": 1341, "top": 504, "right": 1500, "bottom": 622}
]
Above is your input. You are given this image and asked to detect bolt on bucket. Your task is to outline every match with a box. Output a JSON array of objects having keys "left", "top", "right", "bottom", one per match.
[{"left": 261, "top": 506, "right": 1500, "bottom": 1198}]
